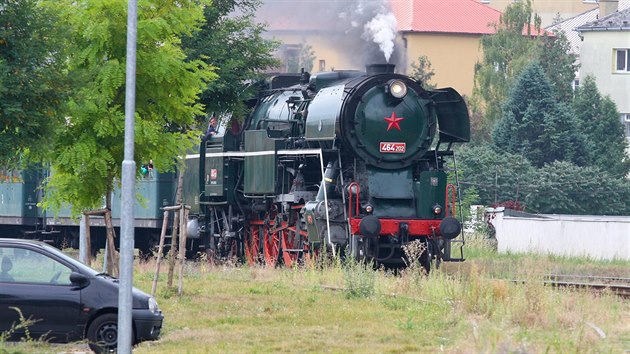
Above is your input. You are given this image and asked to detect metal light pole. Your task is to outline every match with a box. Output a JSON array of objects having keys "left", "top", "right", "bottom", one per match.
[{"left": 119, "top": 0, "right": 137, "bottom": 352}]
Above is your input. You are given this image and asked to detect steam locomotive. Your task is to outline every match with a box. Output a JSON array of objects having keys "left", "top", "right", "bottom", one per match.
[{"left": 184, "top": 64, "right": 470, "bottom": 270}]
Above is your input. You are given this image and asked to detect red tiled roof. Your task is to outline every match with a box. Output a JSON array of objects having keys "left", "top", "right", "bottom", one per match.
[
  {"left": 258, "top": 0, "right": 545, "bottom": 37},
  {"left": 391, "top": 0, "right": 501, "bottom": 35}
]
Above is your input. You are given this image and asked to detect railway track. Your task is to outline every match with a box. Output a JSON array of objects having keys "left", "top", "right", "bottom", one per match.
[
  {"left": 325, "top": 273, "right": 630, "bottom": 298},
  {"left": 543, "top": 274, "right": 630, "bottom": 299}
]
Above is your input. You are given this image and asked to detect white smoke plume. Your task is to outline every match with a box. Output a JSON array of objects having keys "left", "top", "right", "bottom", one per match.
[
  {"left": 363, "top": 12, "right": 397, "bottom": 62},
  {"left": 255, "top": 0, "right": 401, "bottom": 66}
]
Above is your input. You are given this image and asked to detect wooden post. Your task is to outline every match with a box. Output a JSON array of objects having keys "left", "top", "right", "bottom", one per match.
[
  {"left": 84, "top": 208, "right": 113, "bottom": 270},
  {"left": 151, "top": 210, "right": 170, "bottom": 297},
  {"left": 166, "top": 205, "right": 180, "bottom": 288},
  {"left": 177, "top": 206, "right": 189, "bottom": 296},
  {"left": 148, "top": 204, "right": 191, "bottom": 293},
  {"left": 103, "top": 210, "right": 119, "bottom": 277},
  {"left": 84, "top": 214, "right": 92, "bottom": 265}
]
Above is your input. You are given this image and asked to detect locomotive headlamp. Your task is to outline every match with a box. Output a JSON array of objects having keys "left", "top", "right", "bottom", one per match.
[
  {"left": 365, "top": 204, "right": 374, "bottom": 214},
  {"left": 388, "top": 79, "right": 407, "bottom": 99},
  {"left": 432, "top": 204, "right": 442, "bottom": 215}
]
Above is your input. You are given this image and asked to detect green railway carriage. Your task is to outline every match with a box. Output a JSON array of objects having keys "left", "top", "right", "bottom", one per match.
[
  {"left": 186, "top": 64, "right": 470, "bottom": 271},
  {"left": 0, "top": 167, "right": 176, "bottom": 255},
  {"left": 0, "top": 169, "right": 42, "bottom": 231}
]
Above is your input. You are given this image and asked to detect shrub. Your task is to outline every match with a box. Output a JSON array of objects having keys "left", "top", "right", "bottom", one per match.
[{"left": 342, "top": 254, "right": 376, "bottom": 299}]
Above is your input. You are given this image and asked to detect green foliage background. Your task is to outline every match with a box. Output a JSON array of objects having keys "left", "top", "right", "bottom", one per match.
[
  {"left": 457, "top": 145, "right": 630, "bottom": 215},
  {"left": 1, "top": 0, "right": 280, "bottom": 217},
  {"left": 461, "top": 0, "right": 630, "bottom": 216},
  {"left": 42, "top": 0, "right": 216, "bottom": 213},
  {"left": 0, "top": 0, "right": 69, "bottom": 167},
  {"left": 493, "top": 62, "right": 587, "bottom": 168},
  {"left": 182, "top": 0, "right": 280, "bottom": 122}
]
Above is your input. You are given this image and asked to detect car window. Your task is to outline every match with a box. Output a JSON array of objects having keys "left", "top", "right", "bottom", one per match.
[{"left": 0, "top": 246, "right": 73, "bottom": 285}]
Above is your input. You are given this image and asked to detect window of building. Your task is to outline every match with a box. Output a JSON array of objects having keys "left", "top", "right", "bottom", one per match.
[
  {"left": 319, "top": 60, "right": 326, "bottom": 72},
  {"left": 615, "top": 49, "right": 630, "bottom": 72},
  {"left": 621, "top": 114, "right": 630, "bottom": 138},
  {"left": 278, "top": 44, "right": 302, "bottom": 73}
]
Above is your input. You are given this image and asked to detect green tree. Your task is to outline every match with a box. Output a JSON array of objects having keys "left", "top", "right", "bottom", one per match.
[
  {"left": 409, "top": 55, "right": 436, "bottom": 90},
  {"left": 524, "top": 161, "right": 630, "bottom": 215},
  {"left": 456, "top": 144, "right": 533, "bottom": 207},
  {"left": 573, "top": 75, "right": 630, "bottom": 177},
  {"left": 539, "top": 26, "right": 578, "bottom": 103},
  {"left": 472, "top": 0, "right": 541, "bottom": 140},
  {"left": 493, "top": 62, "right": 587, "bottom": 167},
  {"left": 457, "top": 145, "right": 630, "bottom": 215},
  {"left": 287, "top": 43, "right": 315, "bottom": 73},
  {"left": 0, "top": 0, "right": 69, "bottom": 166},
  {"left": 43, "top": 0, "right": 215, "bottom": 214},
  {"left": 183, "top": 0, "right": 279, "bottom": 121}
]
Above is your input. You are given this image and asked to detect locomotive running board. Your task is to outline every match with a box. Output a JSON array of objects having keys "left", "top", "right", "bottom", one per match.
[{"left": 186, "top": 148, "right": 325, "bottom": 159}]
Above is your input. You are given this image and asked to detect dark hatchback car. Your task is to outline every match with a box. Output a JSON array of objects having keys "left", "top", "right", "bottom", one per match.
[{"left": 0, "top": 238, "right": 163, "bottom": 353}]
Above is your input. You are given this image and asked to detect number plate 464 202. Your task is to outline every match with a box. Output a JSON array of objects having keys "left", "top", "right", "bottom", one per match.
[{"left": 379, "top": 142, "right": 406, "bottom": 153}]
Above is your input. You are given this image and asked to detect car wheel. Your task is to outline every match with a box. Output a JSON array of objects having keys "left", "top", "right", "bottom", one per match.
[{"left": 87, "top": 313, "right": 118, "bottom": 353}]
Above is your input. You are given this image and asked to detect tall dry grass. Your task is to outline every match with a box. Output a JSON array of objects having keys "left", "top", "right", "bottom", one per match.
[
  {"left": 131, "top": 236, "right": 630, "bottom": 353},
  {"left": 3, "top": 238, "right": 629, "bottom": 353}
]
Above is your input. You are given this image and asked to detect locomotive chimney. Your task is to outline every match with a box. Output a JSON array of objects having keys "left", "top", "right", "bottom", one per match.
[{"left": 366, "top": 64, "right": 395, "bottom": 75}]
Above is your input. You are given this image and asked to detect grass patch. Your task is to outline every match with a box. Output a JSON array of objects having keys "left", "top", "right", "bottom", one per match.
[{"left": 5, "top": 239, "right": 629, "bottom": 353}]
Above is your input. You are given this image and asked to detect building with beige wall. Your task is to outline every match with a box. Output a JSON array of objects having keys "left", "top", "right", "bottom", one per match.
[
  {"left": 396, "top": 33, "right": 483, "bottom": 95},
  {"left": 391, "top": 0, "right": 501, "bottom": 95}
]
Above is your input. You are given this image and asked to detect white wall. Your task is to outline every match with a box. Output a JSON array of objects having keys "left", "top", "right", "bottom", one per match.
[{"left": 486, "top": 208, "right": 630, "bottom": 260}]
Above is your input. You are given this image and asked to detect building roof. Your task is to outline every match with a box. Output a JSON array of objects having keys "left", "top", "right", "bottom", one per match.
[
  {"left": 257, "top": 0, "right": 502, "bottom": 34},
  {"left": 546, "top": 1, "right": 630, "bottom": 55},
  {"left": 576, "top": 6, "right": 630, "bottom": 32},
  {"left": 547, "top": 9, "right": 599, "bottom": 54},
  {"left": 391, "top": 0, "right": 501, "bottom": 35},
  {"left": 257, "top": 0, "right": 548, "bottom": 37}
]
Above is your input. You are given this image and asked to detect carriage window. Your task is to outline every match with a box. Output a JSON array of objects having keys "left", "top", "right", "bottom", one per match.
[{"left": 0, "top": 169, "right": 21, "bottom": 183}]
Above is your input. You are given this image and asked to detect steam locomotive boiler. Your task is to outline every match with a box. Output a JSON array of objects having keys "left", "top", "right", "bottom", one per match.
[{"left": 184, "top": 64, "right": 470, "bottom": 271}]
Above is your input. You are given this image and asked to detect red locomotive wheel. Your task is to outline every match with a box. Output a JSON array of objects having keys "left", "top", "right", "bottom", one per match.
[
  {"left": 244, "top": 225, "right": 261, "bottom": 266},
  {"left": 263, "top": 227, "right": 280, "bottom": 267},
  {"left": 281, "top": 229, "right": 301, "bottom": 267}
]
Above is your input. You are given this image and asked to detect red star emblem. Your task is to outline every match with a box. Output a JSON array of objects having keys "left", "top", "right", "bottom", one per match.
[{"left": 384, "top": 112, "right": 404, "bottom": 131}]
